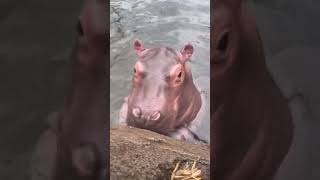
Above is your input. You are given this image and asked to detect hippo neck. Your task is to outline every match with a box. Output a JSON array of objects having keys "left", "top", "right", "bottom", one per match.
[{"left": 175, "top": 70, "right": 202, "bottom": 128}]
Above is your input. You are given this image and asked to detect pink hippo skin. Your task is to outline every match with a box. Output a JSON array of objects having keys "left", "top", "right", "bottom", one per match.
[
  {"left": 30, "top": 0, "right": 107, "bottom": 180},
  {"left": 119, "top": 40, "right": 208, "bottom": 143}
]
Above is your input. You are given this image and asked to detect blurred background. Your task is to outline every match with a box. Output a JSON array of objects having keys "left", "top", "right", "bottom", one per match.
[
  {"left": 246, "top": 0, "right": 320, "bottom": 179},
  {"left": 0, "top": 0, "right": 81, "bottom": 179}
]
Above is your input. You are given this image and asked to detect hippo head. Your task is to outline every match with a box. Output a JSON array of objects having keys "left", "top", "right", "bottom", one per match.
[{"left": 126, "top": 39, "right": 202, "bottom": 135}]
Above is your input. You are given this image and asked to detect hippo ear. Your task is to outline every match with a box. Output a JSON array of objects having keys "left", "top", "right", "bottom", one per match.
[
  {"left": 133, "top": 39, "right": 145, "bottom": 57},
  {"left": 78, "top": 0, "right": 106, "bottom": 38},
  {"left": 179, "top": 43, "right": 194, "bottom": 63}
]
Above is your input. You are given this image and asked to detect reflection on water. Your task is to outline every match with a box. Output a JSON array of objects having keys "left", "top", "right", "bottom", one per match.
[{"left": 110, "top": 0, "right": 210, "bottom": 141}]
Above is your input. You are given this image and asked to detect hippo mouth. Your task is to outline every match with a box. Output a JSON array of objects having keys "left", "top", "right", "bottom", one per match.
[
  {"left": 127, "top": 109, "right": 178, "bottom": 135},
  {"left": 131, "top": 107, "right": 162, "bottom": 122}
]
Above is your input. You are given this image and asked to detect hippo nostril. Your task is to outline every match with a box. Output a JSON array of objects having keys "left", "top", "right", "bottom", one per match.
[
  {"left": 150, "top": 111, "right": 161, "bottom": 121},
  {"left": 132, "top": 107, "right": 141, "bottom": 118}
]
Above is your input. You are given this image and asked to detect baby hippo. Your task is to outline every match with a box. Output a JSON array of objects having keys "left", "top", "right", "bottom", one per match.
[{"left": 119, "top": 39, "right": 207, "bottom": 143}]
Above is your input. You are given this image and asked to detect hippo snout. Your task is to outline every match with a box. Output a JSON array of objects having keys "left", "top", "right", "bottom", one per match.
[{"left": 132, "top": 107, "right": 161, "bottom": 122}]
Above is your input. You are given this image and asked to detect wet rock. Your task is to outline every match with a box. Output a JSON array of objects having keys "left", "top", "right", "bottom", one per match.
[{"left": 110, "top": 126, "right": 210, "bottom": 180}]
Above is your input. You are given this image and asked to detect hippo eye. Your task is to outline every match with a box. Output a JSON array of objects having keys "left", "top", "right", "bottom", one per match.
[
  {"left": 174, "top": 70, "right": 183, "bottom": 84},
  {"left": 177, "top": 71, "right": 182, "bottom": 78},
  {"left": 217, "top": 32, "right": 229, "bottom": 51},
  {"left": 134, "top": 68, "right": 136, "bottom": 74}
]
